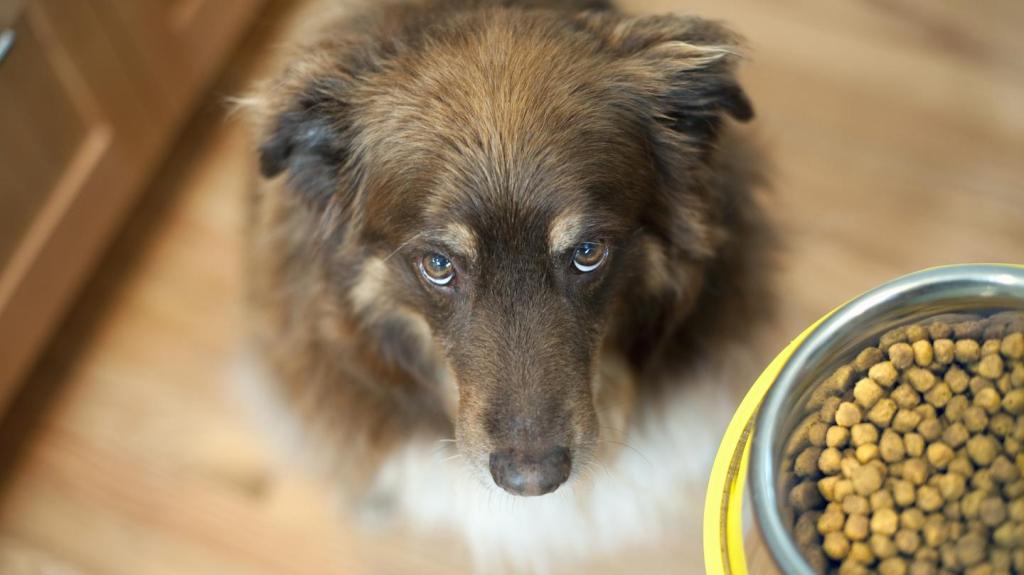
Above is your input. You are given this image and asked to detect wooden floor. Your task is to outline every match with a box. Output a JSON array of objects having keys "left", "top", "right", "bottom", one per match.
[{"left": 1, "top": 1, "right": 1022, "bottom": 574}]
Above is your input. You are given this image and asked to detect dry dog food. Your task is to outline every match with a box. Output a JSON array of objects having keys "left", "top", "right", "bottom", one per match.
[{"left": 784, "top": 314, "right": 1024, "bottom": 574}]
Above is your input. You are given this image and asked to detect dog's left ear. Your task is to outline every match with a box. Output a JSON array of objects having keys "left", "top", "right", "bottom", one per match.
[{"left": 579, "top": 12, "right": 753, "bottom": 146}]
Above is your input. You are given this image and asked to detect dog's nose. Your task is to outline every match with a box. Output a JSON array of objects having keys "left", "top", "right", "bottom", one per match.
[{"left": 489, "top": 446, "right": 571, "bottom": 496}]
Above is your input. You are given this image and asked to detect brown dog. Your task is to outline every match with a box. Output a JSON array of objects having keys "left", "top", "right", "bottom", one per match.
[{"left": 242, "top": 0, "right": 771, "bottom": 568}]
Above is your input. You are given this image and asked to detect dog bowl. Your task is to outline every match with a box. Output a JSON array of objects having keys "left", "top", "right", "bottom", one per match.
[{"left": 703, "top": 264, "right": 1024, "bottom": 574}]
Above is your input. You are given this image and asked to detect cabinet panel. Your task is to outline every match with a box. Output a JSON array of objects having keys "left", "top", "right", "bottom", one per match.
[{"left": 0, "top": 0, "right": 264, "bottom": 411}]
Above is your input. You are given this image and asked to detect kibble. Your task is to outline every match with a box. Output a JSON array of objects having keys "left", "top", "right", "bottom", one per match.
[
  {"left": 784, "top": 319, "right": 1024, "bottom": 573},
  {"left": 827, "top": 425, "right": 851, "bottom": 448}
]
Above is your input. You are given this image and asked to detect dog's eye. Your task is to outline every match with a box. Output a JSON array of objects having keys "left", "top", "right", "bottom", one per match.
[
  {"left": 571, "top": 241, "right": 608, "bottom": 273},
  {"left": 420, "top": 253, "right": 455, "bottom": 286}
]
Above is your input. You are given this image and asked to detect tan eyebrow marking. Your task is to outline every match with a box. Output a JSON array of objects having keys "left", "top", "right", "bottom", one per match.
[
  {"left": 548, "top": 211, "right": 584, "bottom": 254},
  {"left": 440, "top": 222, "right": 478, "bottom": 260}
]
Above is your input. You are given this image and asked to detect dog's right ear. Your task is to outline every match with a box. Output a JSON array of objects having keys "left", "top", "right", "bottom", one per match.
[{"left": 250, "top": 73, "right": 353, "bottom": 206}]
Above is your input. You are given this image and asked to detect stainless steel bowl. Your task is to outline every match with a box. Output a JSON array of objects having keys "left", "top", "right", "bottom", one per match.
[{"left": 750, "top": 264, "right": 1024, "bottom": 574}]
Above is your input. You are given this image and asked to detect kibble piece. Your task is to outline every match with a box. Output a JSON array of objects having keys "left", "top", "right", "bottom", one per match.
[
  {"left": 871, "top": 489, "right": 895, "bottom": 511},
  {"left": 901, "top": 507, "right": 926, "bottom": 530},
  {"left": 853, "top": 378, "right": 885, "bottom": 409},
  {"left": 966, "top": 434, "right": 1000, "bottom": 466},
  {"left": 989, "top": 413, "right": 1014, "bottom": 437},
  {"left": 944, "top": 501, "right": 962, "bottom": 522},
  {"left": 907, "top": 368, "right": 937, "bottom": 393},
  {"left": 926, "top": 442, "right": 955, "bottom": 470},
  {"left": 836, "top": 402, "right": 863, "bottom": 427},
  {"left": 856, "top": 444, "right": 880, "bottom": 464},
  {"left": 913, "top": 404, "right": 937, "bottom": 421},
  {"left": 896, "top": 529, "right": 922, "bottom": 555},
  {"left": 852, "top": 464, "right": 884, "bottom": 495},
  {"left": 903, "top": 458, "right": 930, "bottom": 486},
  {"left": 1005, "top": 437, "right": 1021, "bottom": 456},
  {"left": 1003, "top": 389, "right": 1024, "bottom": 415},
  {"left": 956, "top": 339, "right": 982, "bottom": 364},
  {"left": 945, "top": 365, "right": 970, "bottom": 393},
  {"left": 969, "top": 469, "right": 996, "bottom": 493},
  {"left": 944, "top": 395, "right": 969, "bottom": 422},
  {"left": 821, "top": 396, "right": 843, "bottom": 424},
  {"left": 946, "top": 452, "right": 970, "bottom": 474},
  {"left": 819, "top": 475, "right": 840, "bottom": 500},
  {"left": 970, "top": 375, "right": 995, "bottom": 395},
  {"left": 955, "top": 532, "right": 988, "bottom": 567},
  {"left": 936, "top": 473, "right": 967, "bottom": 501},
  {"left": 1001, "top": 332, "right": 1023, "bottom": 359},
  {"left": 992, "top": 522, "right": 1022, "bottom": 547},
  {"left": 982, "top": 338, "right": 1004, "bottom": 357},
  {"left": 841, "top": 457, "right": 862, "bottom": 479},
  {"left": 962, "top": 405, "right": 989, "bottom": 433},
  {"left": 978, "top": 497, "right": 1006, "bottom": 527},
  {"left": 827, "top": 425, "right": 851, "bottom": 448},
  {"left": 933, "top": 338, "right": 955, "bottom": 365},
  {"left": 849, "top": 541, "right": 874, "bottom": 565},
  {"left": 918, "top": 418, "right": 942, "bottom": 441},
  {"left": 795, "top": 446, "right": 823, "bottom": 477},
  {"left": 880, "top": 328, "right": 908, "bottom": 349},
  {"left": 868, "top": 399, "right": 898, "bottom": 427},
  {"left": 929, "top": 322, "right": 952, "bottom": 339},
  {"left": 871, "top": 533, "right": 899, "bottom": 559},
  {"left": 854, "top": 347, "right": 885, "bottom": 372},
  {"left": 908, "top": 560, "right": 936, "bottom": 575},
  {"left": 975, "top": 387, "right": 1002, "bottom": 414},
  {"left": 922, "top": 518, "right": 948, "bottom": 548},
  {"left": 808, "top": 421, "right": 828, "bottom": 447},
  {"left": 879, "top": 556, "right": 908, "bottom": 575},
  {"left": 818, "top": 504, "right": 846, "bottom": 533},
  {"left": 990, "top": 455, "right": 1020, "bottom": 483},
  {"left": 870, "top": 361, "right": 900, "bottom": 387},
  {"left": 880, "top": 429, "right": 907, "bottom": 462},
  {"left": 851, "top": 423, "right": 879, "bottom": 447},
  {"left": 893, "top": 409, "right": 923, "bottom": 433},
  {"left": 917, "top": 485, "right": 944, "bottom": 512},
  {"left": 903, "top": 433, "right": 925, "bottom": 458},
  {"left": 890, "top": 342, "right": 915, "bottom": 369},
  {"left": 834, "top": 478, "right": 855, "bottom": 501},
  {"left": 824, "top": 531, "right": 852, "bottom": 560},
  {"left": 790, "top": 480, "right": 825, "bottom": 511},
  {"left": 891, "top": 384, "right": 921, "bottom": 409},
  {"left": 943, "top": 423, "right": 970, "bottom": 449},
  {"left": 1010, "top": 499, "right": 1024, "bottom": 522},
  {"left": 843, "top": 494, "right": 870, "bottom": 515},
  {"left": 978, "top": 353, "right": 1005, "bottom": 380},
  {"left": 903, "top": 324, "right": 927, "bottom": 343},
  {"left": 1012, "top": 363, "right": 1024, "bottom": 387},
  {"left": 845, "top": 513, "right": 870, "bottom": 541},
  {"left": 961, "top": 490, "right": 985, "bottom": 519},
  {"left": 912, "top": 340, "right": 934, "bottom": 367},
  {"left": 893, "top": 479, "right": 916, "bottom": 507},
  {"left": 818, "top": 447, "right": 842, "bottom": 475},
  {"left": 872, "top": 507, "right": 900, "bottom": 536},
  {"left": 924, "top": 383, "right": 952, "bottom": 408}
]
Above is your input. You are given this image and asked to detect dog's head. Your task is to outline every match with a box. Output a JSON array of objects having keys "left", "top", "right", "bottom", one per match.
[{"left": 253, "top": 6, "right": 754, "bottom": 496}]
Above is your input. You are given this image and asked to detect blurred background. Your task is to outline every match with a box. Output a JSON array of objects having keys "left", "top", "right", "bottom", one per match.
[{"left": 0, "top": 0, "right": 1021, "bottom": 573}]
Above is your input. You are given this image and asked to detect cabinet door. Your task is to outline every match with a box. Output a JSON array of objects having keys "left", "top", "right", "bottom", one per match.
[
  {"left": 0, "top": 0, "right": 262, "bottom": 410},
  {"left": 0, "top": 3, "right": 127, "bottom": 407},
  {"left": 92, "top": 0, "right": 263, "bottom": 126}
]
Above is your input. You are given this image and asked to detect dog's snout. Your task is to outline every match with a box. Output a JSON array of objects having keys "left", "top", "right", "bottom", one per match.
[{"left": 489, "top": 446, "right": 571, "bottom": 496}]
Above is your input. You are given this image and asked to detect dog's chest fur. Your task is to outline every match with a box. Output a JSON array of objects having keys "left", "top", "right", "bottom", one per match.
[{"left": 236, "top": 346, "right": 743, "bottom": 573}]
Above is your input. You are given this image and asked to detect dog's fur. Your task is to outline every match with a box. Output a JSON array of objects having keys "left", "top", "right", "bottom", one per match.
[{"left": 242, "top": 0, "right": 772, "bottom": 569}]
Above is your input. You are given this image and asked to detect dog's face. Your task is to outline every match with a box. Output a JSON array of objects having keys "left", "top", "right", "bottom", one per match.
[{"left": 255, "top": 7, "right": 752, "bottom": 496}]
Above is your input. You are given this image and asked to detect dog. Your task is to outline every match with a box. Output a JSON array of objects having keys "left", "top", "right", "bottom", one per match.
[{"left": 241, "top": 0, "right": 772, "bottom": 570}]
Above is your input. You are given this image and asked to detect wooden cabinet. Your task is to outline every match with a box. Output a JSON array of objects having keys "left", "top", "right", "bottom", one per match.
[{"left": 0, "top": 0, "right": 263, "bottom": 411}]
